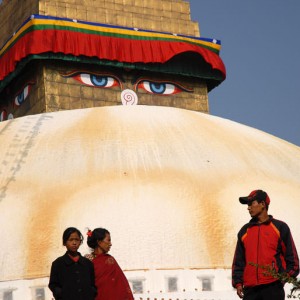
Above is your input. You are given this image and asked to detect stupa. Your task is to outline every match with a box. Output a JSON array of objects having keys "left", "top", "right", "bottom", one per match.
[{"left": 0, "top": 1, "right": 299, "bottom": 300}]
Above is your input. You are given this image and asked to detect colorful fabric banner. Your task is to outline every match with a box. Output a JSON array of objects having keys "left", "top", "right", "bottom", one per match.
[{"left": 0, "top": 14, "right": 226, "bottom": 90}]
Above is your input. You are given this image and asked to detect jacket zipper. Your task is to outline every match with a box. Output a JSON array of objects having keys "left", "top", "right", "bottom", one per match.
[{"left": 256, "top": 225, "right": 260, "bottom": 284}]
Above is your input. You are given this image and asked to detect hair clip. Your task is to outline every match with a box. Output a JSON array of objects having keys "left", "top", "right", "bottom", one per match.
[{"left": 87, "top": 229, "right": 92, "bottom": 237}]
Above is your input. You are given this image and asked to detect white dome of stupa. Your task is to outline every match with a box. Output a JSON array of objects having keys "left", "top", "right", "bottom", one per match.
[{"left": 0, "top": 105, "right": 299, "bottom": 281}]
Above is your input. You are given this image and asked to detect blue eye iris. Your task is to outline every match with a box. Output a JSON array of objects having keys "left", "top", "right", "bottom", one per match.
[
  {"left": 15, "top": 85, "right": 30, "bottom": 106},
  {"left": 91, "top": 75, "right": 108, "bottom": 87},
  {"left": 17, "top": 92, "right": 25, "bottom": 105},
  {"left": 149, "top": 83, "right": 166, "bottom": 94}
]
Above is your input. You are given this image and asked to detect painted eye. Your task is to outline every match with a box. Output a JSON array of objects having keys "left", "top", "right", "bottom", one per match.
[
  {"left": 15, "top": 85, "right": 31, "bottom": 106},
  {"left": 0, "top": 110, "right": 7, "bottom": 121},
  {"left": 73, "top": 73, "right": 120, "bottom": 89},
  {"left": 139, "top": 81, "right": 178, "bottom": 95},
  {"left": 136, "top": 80, "right": 192, "bottom": 95}
]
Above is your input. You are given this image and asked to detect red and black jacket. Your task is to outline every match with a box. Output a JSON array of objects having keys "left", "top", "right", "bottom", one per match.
[{"left": 232, "top": 216, "right": 299, "bottom": 288}]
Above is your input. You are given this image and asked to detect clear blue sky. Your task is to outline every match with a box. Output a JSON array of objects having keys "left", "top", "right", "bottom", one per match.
[{"left": 189, "top": 0, "right": 300, "bottom": 146}]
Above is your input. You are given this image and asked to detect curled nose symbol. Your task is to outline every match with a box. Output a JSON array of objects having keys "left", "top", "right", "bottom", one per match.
[{"left": 121, "top": 89, "right": 138, "bottom": 105}]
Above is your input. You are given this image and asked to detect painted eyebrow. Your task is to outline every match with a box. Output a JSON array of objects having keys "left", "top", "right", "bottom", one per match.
[
  {"left": 60, "top": 70, "right": 125, "bottom": 82},
  {"left": 13, "top": 80, "right": 35, "bottom": 97}
]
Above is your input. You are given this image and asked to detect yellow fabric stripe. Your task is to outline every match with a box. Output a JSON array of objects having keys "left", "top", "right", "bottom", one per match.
[{"left": 1, "top": 17, "right": 221, "bottom": 55}]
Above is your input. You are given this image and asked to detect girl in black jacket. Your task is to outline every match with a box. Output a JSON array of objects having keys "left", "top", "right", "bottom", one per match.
[{"left": 49, "top": 227, "right": 97, "bottom": 300}]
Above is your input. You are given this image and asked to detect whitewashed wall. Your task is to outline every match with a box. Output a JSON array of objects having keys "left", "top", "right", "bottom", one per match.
[{"left": 0, "top": 106, "right": 300, "bottom": 300}]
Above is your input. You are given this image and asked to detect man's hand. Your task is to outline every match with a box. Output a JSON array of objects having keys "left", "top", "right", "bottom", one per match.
[{"left": 236, "top": 285, "right": 244, "bottom": 298}]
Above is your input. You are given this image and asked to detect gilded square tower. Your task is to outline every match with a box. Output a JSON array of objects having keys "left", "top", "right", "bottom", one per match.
[{"left": 0, "top": 0, "right": 225, "bottom": 120}]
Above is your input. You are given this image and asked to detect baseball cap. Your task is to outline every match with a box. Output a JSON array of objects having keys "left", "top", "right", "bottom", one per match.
[{"left": 239, "top": 190, "right": 270, "bottom": 205}]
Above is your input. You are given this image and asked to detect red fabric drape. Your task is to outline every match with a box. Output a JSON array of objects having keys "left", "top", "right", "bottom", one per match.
[
  {"left": 93, "top": 254, "right": 134, "bottom": 300},
  {"left": 0, "top": 29, "right": 226, "bottom": 81}
]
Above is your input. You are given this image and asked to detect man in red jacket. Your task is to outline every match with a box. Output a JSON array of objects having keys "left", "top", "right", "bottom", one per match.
[{"left": 232, "top": 189, "right": 299, "bottom": 300}]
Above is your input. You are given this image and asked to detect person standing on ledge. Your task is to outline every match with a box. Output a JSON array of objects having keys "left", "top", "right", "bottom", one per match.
[
  {"left": 48, "top": 227, "right": 97, "bottom": 300},
  {"left": 85, "top": 228, "right": 134, "bottom": 300},
  {"left": 232, "top": 189, "right": 299, "bottom": 300}
]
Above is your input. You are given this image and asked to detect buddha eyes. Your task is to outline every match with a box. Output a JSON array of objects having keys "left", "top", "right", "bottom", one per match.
[
  {"left": 0, "top": 110, "right": 13, "bottom": 122},
  {"left": 138, "top": 81, "right": 179, "bottom": 95},
  {"left": 15, "top": 85, "right": 31, "bottom": 106},
  {"left": 68, "top": 72, "right": 193, "bottom": 95},
  {"left": 136, "top": 80, "right": 193, "bottom": 95},
  {"left": 0, "top": 83, "right": 34, "bottom": 121},
  {"left": 73, "top": 73, "right": 121, "bottom": 89},
  {"left": 0, "top": 110, "right": 7, "bottom": 121}
]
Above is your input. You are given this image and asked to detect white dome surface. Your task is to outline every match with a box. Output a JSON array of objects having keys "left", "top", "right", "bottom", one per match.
[{"left": 0, "top": 105, "right": 299, "bottom": 280}]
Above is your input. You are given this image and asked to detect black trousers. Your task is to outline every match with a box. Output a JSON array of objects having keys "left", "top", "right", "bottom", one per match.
[{"left": 244, "top": 281, "right": 285, "bottom": 300}]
